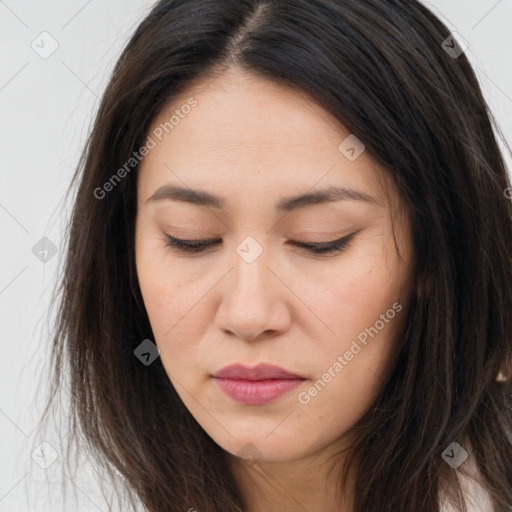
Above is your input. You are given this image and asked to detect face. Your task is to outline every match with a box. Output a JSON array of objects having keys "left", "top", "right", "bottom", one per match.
[{"left": 135, "top": 69, "right": 414, "bottom": 463}]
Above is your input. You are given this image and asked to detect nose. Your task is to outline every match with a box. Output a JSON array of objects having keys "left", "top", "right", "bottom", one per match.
[{"left": 214, "top": 242, "right": 292, "bottom": 342}]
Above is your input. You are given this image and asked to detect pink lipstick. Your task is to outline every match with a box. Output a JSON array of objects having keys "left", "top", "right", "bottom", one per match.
[{"left": 213, "top": 363, "right": 306, "bottom": 405}]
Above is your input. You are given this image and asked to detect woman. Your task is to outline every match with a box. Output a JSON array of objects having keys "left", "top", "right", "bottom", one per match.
[{"left": 37, "top": 0, "right": 512, "bottom": 511}]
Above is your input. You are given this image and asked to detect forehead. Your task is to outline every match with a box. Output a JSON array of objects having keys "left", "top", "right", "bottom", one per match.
[
  {"left": 146, "top": 69, "right": 349, "bottom": 151},
  {"left": 137, "top": 69, "right": 390, "bottom": 207}
]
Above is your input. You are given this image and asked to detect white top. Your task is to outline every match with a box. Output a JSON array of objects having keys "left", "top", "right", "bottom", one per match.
[{"left": 440, "top": 455, "right": 494, "bottom": 512}]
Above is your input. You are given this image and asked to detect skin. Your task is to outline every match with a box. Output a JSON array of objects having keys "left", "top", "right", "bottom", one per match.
[{"left": 135, "top": 68, "right": 415, "bottom": 512}]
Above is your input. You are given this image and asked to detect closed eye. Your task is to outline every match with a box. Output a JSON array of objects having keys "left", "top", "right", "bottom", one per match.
[{"left": 164, "top": 232, "right": 357, "bottom": 256}]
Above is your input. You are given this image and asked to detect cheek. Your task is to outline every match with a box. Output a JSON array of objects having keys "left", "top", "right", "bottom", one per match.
[
  {"left": 291, "top": 303, "right": 403, "bottom": 457},
  {"left": 298, "top": 253, "right": 403, "bottom": 350},
  {"left": 296, "top": 251, "right": 406, "bottom": 412},
  {"left": 290, "top": 364, "right": 388, "bottom": 459},
  {"left": 135, "top": 239, "right": 216, "bottom": 388},
  {"left": 136, "top": 229, "right": 198, "bottom": 332}
]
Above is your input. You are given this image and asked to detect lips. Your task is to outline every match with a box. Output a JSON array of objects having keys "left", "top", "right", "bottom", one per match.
[
  {"left": 214, "top": 363, "right": 305, "bottom": 380},
  {"left": 212, "top": 363, "right": 306, "bottom": 405}
]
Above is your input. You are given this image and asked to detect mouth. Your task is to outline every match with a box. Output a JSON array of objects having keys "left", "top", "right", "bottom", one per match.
[{"left": 212, "top": 363, "right": 306, "bottom": 405}]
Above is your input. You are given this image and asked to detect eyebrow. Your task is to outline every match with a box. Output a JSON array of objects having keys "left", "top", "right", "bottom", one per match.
[{"left": 146, "top": 184, "right": 379, "bottom": 212}]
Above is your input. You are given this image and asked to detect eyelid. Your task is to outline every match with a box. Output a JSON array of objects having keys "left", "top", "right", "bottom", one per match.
[
  {"left": 165, "top": 233, "right": 352, "bottom": 244},
  {"left": 164, "top": 232, "right": 358, "bottom": 255}
]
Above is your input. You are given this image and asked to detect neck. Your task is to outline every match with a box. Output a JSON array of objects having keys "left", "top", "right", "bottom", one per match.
[{"left": 227, "top": 440, "right": 355, "bottom": 512}]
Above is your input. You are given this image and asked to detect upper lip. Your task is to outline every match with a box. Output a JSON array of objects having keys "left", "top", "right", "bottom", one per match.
[{"left": 213, "top": 363, "right": 305, "bottom": 380}]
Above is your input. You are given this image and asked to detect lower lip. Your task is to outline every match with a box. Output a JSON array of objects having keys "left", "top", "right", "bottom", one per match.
[{"left": 214, "top": 377, "right": 305, "bottom": 405}]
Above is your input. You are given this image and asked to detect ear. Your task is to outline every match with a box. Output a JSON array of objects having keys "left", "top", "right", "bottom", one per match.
[{"left": 495, "top": 368, "right": 511, "bottom": 382}]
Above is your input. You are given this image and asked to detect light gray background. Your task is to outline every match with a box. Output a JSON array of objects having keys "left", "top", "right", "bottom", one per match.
[{"left": 1, "top": 1, "right": 511, "bottom": 511}]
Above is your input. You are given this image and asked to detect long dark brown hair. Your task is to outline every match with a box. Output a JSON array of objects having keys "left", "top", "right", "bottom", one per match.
[{"left": 35, "top": 0, "right": 512, "bottom": 510}]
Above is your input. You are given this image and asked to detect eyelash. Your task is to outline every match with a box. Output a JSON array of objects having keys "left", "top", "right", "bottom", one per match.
[{"left": 164, "top": 233, "right": 356, "bottom": 255}]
